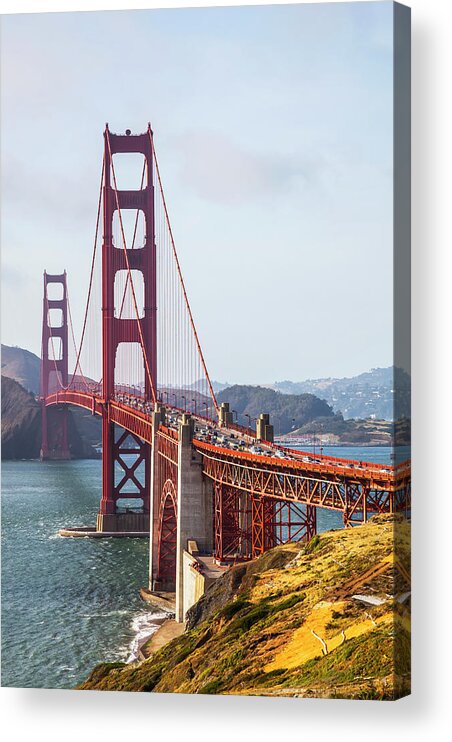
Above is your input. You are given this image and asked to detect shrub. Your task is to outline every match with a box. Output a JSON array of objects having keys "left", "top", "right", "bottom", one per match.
[
  {"left": 218, "top": 598, "right": 251, "bottom": 621},
  {"left": 198, "top": 679, "right": 223, "bottom": 694},
  {"left": 305, "top": 535, "right": 321, "bottom": 553}
]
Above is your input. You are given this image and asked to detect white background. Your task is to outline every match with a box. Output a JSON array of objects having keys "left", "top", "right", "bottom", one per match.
[{"left": 1, "top": 0, "right": 450, "bottom": 739}]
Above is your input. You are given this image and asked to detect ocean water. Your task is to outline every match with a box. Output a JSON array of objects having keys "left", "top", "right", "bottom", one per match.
[
  {"left": 1, "top": 446, "right": 408, "bottom": 689},
  {"left": 1, "top": 459, "right": 170, "bottom": 690}
]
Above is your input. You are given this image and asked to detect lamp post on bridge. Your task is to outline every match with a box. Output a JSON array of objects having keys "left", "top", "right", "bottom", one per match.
[
  {"left": 181, "top": 395, "right": 186, "bottom": 411},
  {"left": 192, "top": 397, "right": 197, "bottom": 416},
  {"left": 202, "top": 401, "right": 209, "bottom": 421},
  {"left": 172, "top": 392, "right": 177, "bottom": 409},
  {"left": 245, "top": 413, "right": 252, "bottom": 434}
]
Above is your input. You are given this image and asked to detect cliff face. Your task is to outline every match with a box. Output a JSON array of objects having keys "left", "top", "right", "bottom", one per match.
[
  {"left": 79, "top": 515, "right": 411, "bottom": 700},
  {"left": 1, "top": 377, "right": 42, "bottom": 458},
  {"left": 1, "top": 376, "right": 98, "bottom": 459}
]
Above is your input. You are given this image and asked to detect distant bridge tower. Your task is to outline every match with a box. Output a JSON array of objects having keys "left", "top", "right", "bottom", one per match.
[
  {"left": 97, "top": 124, "right": 157, "bottom": 532},
  {"left": 40, "top": 271, "right": 70, "bottom": 460}
]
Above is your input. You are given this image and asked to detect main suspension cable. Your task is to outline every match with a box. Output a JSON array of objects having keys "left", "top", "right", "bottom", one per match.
[{"left": 67, "top": 155, "right": 105, "bottom": 392}]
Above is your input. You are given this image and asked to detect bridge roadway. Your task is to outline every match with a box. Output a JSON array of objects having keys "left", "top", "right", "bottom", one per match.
[{"left": 44, "top": 388, "right": 411, "bottom": 518}]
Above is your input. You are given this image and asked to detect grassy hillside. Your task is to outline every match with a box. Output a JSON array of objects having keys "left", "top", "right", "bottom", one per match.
[{"left": 79, "top": 514, "right": 410, "bottom": 699}]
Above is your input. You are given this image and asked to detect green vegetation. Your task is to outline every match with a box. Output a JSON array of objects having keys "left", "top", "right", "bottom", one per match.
[
  {"left": 78, "top": 515, "right": 411, "bottom": 699},
  {"left": 217, "top": 384, "right": 334, "bottom": 435}
]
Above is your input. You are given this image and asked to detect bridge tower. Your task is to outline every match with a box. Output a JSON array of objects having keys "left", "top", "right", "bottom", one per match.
[
  {"left": 40, "top": 271, "right": 70, "bottom": 460},
  {"left": 97, "top": 125, "right": 156, "bottom": 532}
]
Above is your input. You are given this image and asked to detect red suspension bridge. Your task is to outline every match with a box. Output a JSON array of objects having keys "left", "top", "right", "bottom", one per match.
[{"left": 40, "top": 125, "right": 411, "bottom": 621}]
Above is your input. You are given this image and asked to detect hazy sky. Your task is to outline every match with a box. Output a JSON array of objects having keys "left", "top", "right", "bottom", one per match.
[{"left": 1, "top": 2, "right": 394, "bottom": 384}]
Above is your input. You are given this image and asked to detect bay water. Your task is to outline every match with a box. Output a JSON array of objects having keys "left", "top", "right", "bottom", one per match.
[{"left": 1, "top": 446, "right": 406, "bottom": 689}]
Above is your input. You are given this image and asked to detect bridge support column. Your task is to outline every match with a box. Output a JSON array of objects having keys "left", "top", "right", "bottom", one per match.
[
  {"left": 149, "top": 405, "right": 164, "bottom": 590},
  {"left": 214, "top": 485, "right": 251, "bottom": 562},
  {"left": 218, "top": 402, "right": 233, "bottom": 427},
  {"left": 256, "top": 413, "right": 274, "bottom": 444},
  {"left": 97, "top": 417, "right": 151, "bottom": 533},
  {"left": 343, "top": 484, "right": 368, "bottom": 527},
  {"left": 251, "top": 496, "right": 276, "bottom": 558},
  {"left": 175, "top": 415, "right": 213, "bottom": 622},
  {"left": 305, "top": 505, "right": 317, "bottom": 541}
]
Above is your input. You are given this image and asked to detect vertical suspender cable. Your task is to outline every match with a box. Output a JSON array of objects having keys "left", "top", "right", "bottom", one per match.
[{"left": 148, "top": 130, "right": 219, "bottom": 416}]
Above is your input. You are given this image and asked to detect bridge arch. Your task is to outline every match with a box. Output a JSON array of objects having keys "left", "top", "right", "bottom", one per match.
[{"left": 156, "top": 479, "right": 178, "bottom": 590}]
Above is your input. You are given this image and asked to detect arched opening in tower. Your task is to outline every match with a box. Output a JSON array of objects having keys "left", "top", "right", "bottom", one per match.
[{"left": 157, "top": 480, "right": 178, "bottom": 590}]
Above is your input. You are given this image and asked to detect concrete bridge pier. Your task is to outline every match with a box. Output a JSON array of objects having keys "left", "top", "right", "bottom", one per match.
[
  {"left": 256, "top": 413, "right": 274, "bottom": 443},
  {"left": 175, "top": 414, "right": 213, "bottom": 622},
  {"left": 148, "top": 410, "right": 214, "bottom": 622},
  {"left": 148, "top": 404, "right": 165, "bottom": 593}
]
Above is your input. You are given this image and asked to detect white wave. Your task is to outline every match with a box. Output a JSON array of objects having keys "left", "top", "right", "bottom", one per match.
[
  {"left": 80, "top": 609, "right": 132, "bottom": 619},
  {"left": 125, "top": 609, "right": 173, "bottom": 664}
]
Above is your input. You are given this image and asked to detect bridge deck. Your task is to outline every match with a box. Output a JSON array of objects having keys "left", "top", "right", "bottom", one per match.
[{"left": 43, "top": 389, "right": 410, "bottom": 513}]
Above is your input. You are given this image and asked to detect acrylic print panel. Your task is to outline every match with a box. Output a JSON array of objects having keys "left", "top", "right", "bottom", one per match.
[{"left": 0, "top": 1, "right": 411, "bottom": 699}]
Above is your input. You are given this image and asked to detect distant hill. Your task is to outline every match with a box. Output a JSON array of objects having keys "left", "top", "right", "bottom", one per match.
[
  {"left": 216, "top": 384, "right": 409, "bottom": 445},
  {"left": 1, "top": 344, "right": 41, "bottom": 394},
  {"left": 1, "top": 345, "right": 409, "bottom": 449},
  {"left": 1, "top": 343, "right": 100, "bottom": 396},
  {"left": 217, "top": 385, "right": 335, "bottom": 435},
  {"left": 264, "top": 367, "right": 410, "bottom": 421},
  {"left": 212, "top": 380, "right": 233, "bottom": 393},
  {"left": 1, "top": 376, "right": 100, "bottom": 460}
]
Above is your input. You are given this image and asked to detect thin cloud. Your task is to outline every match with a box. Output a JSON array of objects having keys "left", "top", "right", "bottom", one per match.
[
  {"left": 2, "top": 156, "right": 99, "bottom": 227},
  {"left": 174, "top": 130, "right": 328, "bottom": 205}
]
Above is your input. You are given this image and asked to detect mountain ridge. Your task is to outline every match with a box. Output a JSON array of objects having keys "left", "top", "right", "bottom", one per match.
[
  {"left": 1, "top": 344, "right": 41, "bottom": 394},
  {"left": 215, "top": 366, "right": 410, "bottom": 421}
]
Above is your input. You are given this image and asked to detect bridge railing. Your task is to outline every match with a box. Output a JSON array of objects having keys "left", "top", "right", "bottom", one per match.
[
  {"left": 43, "top": 383, "right": 411, "bottom": 479},
  {"left": 194, "top": 438, "right": 410, "bottom": 486},
  {"left": 227, "top": 421, "right": 257, "bottom": 439},
  {"left": 273, "top": 442, "right": 410, "bottom": 474}
]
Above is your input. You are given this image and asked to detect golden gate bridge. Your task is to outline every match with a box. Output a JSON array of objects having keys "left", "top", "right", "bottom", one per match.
[{"left": 39, "top": 125, "right": 411, "bottom": 621}]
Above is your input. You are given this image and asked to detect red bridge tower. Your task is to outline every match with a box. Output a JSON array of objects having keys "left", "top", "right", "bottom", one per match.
[
  {"left": 40, "top": 271, "right": 70, "bottom": 460},
  {"left": 97, "top": 124, "right": 157, "bottom": 532}
]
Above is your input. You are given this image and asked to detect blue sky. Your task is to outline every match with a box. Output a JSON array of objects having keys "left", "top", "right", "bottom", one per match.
[{"left": 1, "top": 2, "right": 394, "bottom": 383}]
